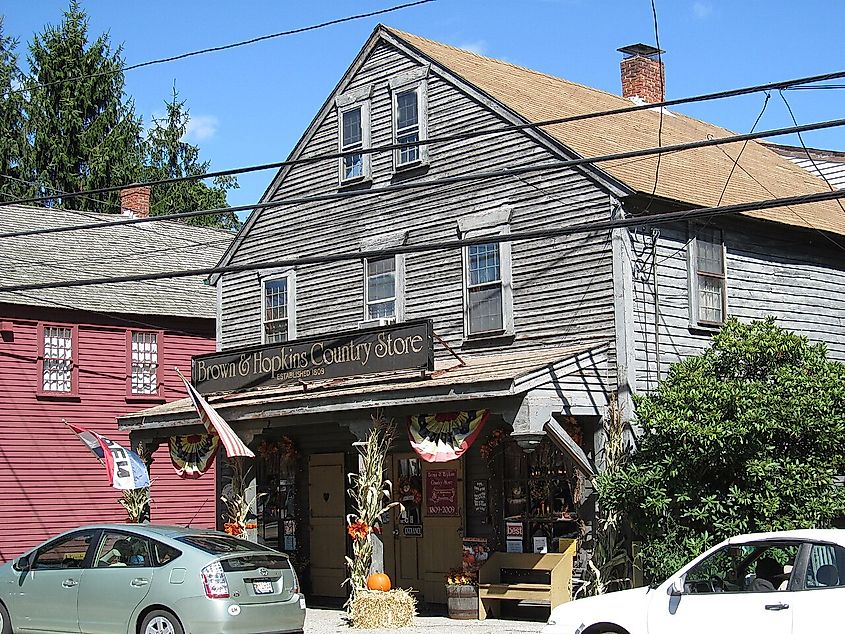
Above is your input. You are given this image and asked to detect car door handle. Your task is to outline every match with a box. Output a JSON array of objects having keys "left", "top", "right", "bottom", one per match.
[
  {"left": 62, "top": 579, "right": 78, "bottom": 588},
  {"left": 765, "top": 603, "right": 789, "bottom": 611},
  {"left": 130, "top": 578, "right": 150, "bottom": 587}
]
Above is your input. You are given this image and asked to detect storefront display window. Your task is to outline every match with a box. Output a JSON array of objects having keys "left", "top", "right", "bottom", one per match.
[{"left": 256, "top": 438, "right": 300, "bottom": 553}]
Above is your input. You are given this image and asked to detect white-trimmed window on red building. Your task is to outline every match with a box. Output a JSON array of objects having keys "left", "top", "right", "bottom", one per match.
[
  {"left": 128, "top": 331, "right": 161, "bottom": 397},
  {"left": 39, "top": 324, "right": 76, "bottom": 395}
]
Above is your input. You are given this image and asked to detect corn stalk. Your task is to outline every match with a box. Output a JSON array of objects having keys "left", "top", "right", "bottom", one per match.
[
  {"left": 344, "top": 414, "right": 398, "bottom": 604},
  {"left": 220, "top": 456, "right": 262, "bottom": 536},
  {"left": 119, "top": 442, "right": 150, "bottom": 523}
]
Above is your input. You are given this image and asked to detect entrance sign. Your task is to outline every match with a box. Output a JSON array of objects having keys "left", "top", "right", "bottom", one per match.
[
  {"left": 192, "top": 319, "right": 434, "bottom": 394},
  {"left": 425, "top": 469, "right": 458, "bottom": 516}
]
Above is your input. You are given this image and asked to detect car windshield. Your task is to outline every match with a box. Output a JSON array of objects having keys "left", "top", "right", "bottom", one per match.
[{"left": 176, "top": 534, "right": 276, "bottom": 555}]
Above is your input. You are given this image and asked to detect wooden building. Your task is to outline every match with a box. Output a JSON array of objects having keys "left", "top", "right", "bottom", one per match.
[
  {"left": 0, "top": 189, "right": 231, "bottom": 561},
  {"left": 120, "top": 28, "right": 845, "bottom": 603}
]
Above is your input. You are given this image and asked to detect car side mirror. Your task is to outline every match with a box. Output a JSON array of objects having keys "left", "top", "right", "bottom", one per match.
[
  {"left": 14, "top": 555, "right": 31, "bottom": 572},
  {"left": 667, "top": 577, "right": 683, "bottom": 596}
]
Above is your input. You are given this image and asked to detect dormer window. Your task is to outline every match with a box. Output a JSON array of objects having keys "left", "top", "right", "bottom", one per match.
[{"left": 336, "top": 86, "right": 372, "bottom": 185}]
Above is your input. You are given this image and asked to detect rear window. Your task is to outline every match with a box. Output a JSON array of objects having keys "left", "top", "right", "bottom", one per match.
[
  {"left": 221, "top": 554, "right": 291, "bottom": 572},
  {"left": 176, "top": 534, "right": 276, "bottom": 555}
]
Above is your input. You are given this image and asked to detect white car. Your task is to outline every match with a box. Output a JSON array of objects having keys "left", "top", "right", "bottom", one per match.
[{"left": 543, "top": 529, "right": 843, "bottom": 634}]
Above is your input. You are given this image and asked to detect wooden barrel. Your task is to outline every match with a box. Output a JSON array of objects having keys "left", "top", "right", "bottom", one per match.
[{"left": 446, "top": 584, "right": 478, "bottom": 619}]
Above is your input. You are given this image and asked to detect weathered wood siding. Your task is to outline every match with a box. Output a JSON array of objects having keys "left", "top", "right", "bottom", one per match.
[
  {"left": 0, "top": 305, "right": 217, "bottom": 562},
  {"left": 219, "top": 40, "right": 617, "bottom": 366},
  {"left": 631, "top": 217, "right": 845, "bottom": 394}
]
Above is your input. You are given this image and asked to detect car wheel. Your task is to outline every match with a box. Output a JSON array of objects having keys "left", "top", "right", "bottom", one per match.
[
  {"left": 140, "top": 609, "right": 184, "bottom": 634},
  {"left": 0, "top": 602, "right": 11, "bottom": 634}
]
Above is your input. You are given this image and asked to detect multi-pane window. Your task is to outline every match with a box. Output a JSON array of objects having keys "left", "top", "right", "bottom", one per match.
[
  {"left": 395, "top": 88, "right": 421, "bottom": 166},
  {"left": 466, "top": 243, "right": 504, "bottom": 334},
  {"left": 42, "top": 326, "right": 73, "bottom": 392},
  {"left": 693, "top": 226, "right": 727, "bottom": 325},
  {"left": 263, "top": 277, "right": 290, "bottom": 343},
  {"left": 365, "top": 258, "right": 397, "bottom": 320},
  {"left": 131, "top": 332, "right": 159, "bottom": 395},
  {"left": 341, "top": 107, "right": 364, "bottom": 181}
]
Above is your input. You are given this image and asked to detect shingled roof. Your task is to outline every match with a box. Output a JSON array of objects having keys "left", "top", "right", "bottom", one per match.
[
  {"left": 385, "top": 27, "right": 845, "bottom": 237},
  {"left": 0, "top": 205, "right": 232, "bottom": 319}
]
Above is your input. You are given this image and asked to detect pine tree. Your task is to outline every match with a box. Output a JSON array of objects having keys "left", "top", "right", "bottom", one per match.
[
  {"left": 0, "top": 17, "right": 28, "bottom": 199},
  {"left": 145, "top": 85, "right": 239, "bottom": 229},
  {"left": 25, "top": 0, "right": 144, "bottom": 211}
]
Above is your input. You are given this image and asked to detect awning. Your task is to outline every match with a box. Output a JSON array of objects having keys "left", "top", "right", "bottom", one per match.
[
  {"left": 545, "top": 418, "right": 596, "bottom": 478},
  {"left": 119, "top": 344, "right": 608, "bottom": 433}
]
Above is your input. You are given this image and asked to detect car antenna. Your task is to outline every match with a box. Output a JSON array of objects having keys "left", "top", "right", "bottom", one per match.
[{"left": 186, "top": 497, "right": 211, "bottom": 528}]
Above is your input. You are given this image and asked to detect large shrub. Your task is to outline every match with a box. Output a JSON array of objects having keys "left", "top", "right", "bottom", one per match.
[{"left": 598, "top": 317, "right": 845, "bottom": 582}]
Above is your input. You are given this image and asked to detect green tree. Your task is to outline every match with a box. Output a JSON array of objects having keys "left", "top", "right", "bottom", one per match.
[
  {"left": 598, "top": 317, "right": 845, "bottom": 583},
  {"left": 25, "top": 0, "right": 144, "bottom": 210},
  {"left": 0, "top": 17, "right": 28, "bottom": 199},
  {"left": 145, "top": 86, "right": 239, "bottom": 229}
]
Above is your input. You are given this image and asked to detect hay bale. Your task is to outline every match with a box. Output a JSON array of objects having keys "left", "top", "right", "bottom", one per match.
[{"left": 348, "top": 588, "right": 416, "bottom": 629}]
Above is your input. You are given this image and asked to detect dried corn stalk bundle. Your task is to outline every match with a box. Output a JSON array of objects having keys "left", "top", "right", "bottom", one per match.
[{"left": 348, "top": 589, "right": 416, "bottom": 629}]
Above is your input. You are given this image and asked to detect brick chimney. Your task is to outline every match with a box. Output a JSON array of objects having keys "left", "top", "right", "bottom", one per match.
[
  {"left": 120, "top": 185, "right": 151, "bottom": 218},
  {"left": 618, "top": 43, "right": 665, "bottom": 104}
]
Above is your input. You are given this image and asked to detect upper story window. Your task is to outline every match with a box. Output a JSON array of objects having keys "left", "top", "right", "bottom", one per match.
[
  {"left": 129, "top": 331, "right": 159, "bottom": 396},
  {"left": 459, "top": 208, "right": 514, "bottom": 339},
  {"left": 41, "top": 325, "right": 74, "bottom": 393},
  {"left": 336, "top": 86, "right": 372, "bottom": 184},
  {"left": 262, "top": 273, "right": 296, "bottom": 344},
  {"left": 390, "top": 68, "right": 429, "bottom": 170},
  {"left": 364, "top": 256, "right": 404, "bottom": 322},
  {"left": 689, "top": 225, "right": 727, "bottom": 327}
]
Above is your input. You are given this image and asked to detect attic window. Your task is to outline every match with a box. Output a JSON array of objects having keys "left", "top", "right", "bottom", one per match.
[
  {"left": 336, "top": 86, "right": 372, "bottom": 184},
  {"left": 688, "top": 225, "right": 727, "bottom": 327},
  {"left": 391, "top": 78, "right": 428, "bottom": 170}
]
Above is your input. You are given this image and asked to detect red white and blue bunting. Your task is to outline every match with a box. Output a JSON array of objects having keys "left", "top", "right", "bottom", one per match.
[
  {"left": 169, "top": 433, "right": 219, "bottom": 478},
  {"left": 408, "top": 410, "right": 489, "bottom": 463}
]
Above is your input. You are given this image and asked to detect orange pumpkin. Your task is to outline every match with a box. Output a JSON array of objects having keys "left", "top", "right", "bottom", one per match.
[{"left": 366, "top": 572, "right": 392, "bottom": 592}]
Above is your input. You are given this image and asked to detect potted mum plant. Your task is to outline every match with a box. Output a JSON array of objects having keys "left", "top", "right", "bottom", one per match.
[{"left": 445, "top": 568, "right": 478, "bottom": 619}]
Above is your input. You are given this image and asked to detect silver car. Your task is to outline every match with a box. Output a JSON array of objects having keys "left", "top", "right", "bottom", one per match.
[{"left": 0, "top": 524, "right": 306, "bottom": 634}]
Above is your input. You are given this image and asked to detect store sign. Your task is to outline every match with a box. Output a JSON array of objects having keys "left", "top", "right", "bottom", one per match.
[
  {"left": 192, "top": 319, "right": 434, "bottom": 394},
  {"left": 403, "top": 525, "right": 423, "bottom": 538},
  {"left": 425, "top": 469, "right": 458, "bottom": 516}
]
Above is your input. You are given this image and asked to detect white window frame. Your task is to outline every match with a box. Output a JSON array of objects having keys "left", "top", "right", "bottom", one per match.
[
  {"left": 362, "top": 255, "right": 405, "bottom": 323},
  {"left": 390, "top": 70, "right": 429, "bottom": 171},
  {"left": 129, "top": 330, "right": 160, "bottom": 396},
  {"left": 260, "top": 271, "right": 297, "bottom": 344},
  {"left": 461, "top": 226, "right": 513, "bottom": 339},
  {"left": 336, "top": 86, "right": 372, "bottom": 185},
  {"left": 687, "top": 224, "right": 728, "bottom": 328}
]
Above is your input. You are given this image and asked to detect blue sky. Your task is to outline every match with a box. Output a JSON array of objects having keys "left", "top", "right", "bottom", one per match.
[{"left": 4, "top": 0, "right": 844, "bottom": 208}]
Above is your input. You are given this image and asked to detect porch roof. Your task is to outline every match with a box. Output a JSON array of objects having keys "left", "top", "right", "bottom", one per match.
[{"left": 118, "top": 343, "right": 607, "bottom": 432}]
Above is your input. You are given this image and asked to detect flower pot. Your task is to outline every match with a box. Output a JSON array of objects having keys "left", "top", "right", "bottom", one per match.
[{"left": 446, "top": 584, "right": 478, "bottom": 619}]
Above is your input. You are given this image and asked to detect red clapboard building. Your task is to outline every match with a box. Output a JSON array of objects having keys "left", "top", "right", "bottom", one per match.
[{"left": 0, "top": 188, "right": 231, "bottom": 561}]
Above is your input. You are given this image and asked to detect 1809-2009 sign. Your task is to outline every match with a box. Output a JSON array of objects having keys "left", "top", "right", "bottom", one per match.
[{"left": 192, "top": 319, "right": 434, "bottom": 394}]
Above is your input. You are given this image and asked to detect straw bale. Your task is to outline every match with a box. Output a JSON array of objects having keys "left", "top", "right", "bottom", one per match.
[{"left": 348, "top": 589, "right": 416, "bottom": 628}]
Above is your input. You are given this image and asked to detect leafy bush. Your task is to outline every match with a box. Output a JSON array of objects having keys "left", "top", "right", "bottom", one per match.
[{"left": 598, "top": 317, "right": 845, "bottom": 582}]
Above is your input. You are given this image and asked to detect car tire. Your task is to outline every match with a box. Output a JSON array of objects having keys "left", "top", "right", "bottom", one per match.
[
  {"left": 0, "top": 601, "right": 11, "bottom": 634},
  {"left": 140, "top": 609, "right": 184, "bottom": 634}
]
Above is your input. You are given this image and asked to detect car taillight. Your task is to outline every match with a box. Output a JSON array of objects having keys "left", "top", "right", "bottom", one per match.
[
  {"left": 201, "top": 561, "right": 230, "bottom": 599},
  {"left": 289, "top": 560, "right": 300, "bottom": 594}
]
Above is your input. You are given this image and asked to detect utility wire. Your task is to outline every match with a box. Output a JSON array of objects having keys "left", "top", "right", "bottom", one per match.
[
  {"left": 2, "top": 187, "right": 844, "bottom": 294},
  {"left": 4, "top": 0, "right": 436, "bottom": 98},
  {"left": 3, "top": 116, "right": 844, "bottom": 240},
  {"left": 648, "top": 0, "right": 665, "bottom": 201},
  {"left": 778, "top": 90, "right": 845, "bottom": 216},
  {"left": 3, "top": 67, "right": 845, "bottom": 209}
]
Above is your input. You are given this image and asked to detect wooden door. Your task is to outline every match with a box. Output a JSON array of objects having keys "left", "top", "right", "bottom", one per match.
[
  {"left": 421, "top": 459, "right": 464, "bottom": 604},
  {"left": 390, "top": 454, "right": 425, "bottom": 595},
  {"left": 308, "top": 453, "right": 347, "bottom": 597}
]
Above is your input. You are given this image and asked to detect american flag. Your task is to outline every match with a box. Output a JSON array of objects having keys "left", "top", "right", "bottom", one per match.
[{"left": 176, "top": 368, "right": 254, "bottom": 458}]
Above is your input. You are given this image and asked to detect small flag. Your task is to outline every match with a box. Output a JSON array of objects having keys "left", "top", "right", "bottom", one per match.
[
  {"left": 176, "top": 368, "right": 254, "bottom": 458},
  {"left": 66, "top": 422, "right": 151, "bottom": 490}
]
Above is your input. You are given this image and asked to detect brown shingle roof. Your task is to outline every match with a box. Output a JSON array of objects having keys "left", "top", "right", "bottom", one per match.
[{"left": 386, "top": 27, "right": 845, "bottom": 237}]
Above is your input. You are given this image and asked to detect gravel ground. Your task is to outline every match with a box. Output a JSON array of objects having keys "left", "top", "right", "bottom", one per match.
[{"left": 303, "top": 607, "right": 544, "bottom": 633}]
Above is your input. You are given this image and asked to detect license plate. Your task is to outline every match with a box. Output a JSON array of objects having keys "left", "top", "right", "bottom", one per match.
[{"left": 253, "top": 581, "right": 273, "bottom": 594}]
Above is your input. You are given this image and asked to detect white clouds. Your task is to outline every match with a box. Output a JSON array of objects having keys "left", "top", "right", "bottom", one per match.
[
  {"left": 184, "top": 114, "right": 219, "bottom": 142},
  {"left": 457, "top": 40, "right": 487, "bottom": 55},
  {"left": 692, "top": 1, "right": 713, "bottom": 19}
]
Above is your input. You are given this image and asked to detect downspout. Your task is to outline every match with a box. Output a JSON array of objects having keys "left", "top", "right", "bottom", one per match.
[{"left": 651, "top": 229, "right": 661, "bottom": 385}]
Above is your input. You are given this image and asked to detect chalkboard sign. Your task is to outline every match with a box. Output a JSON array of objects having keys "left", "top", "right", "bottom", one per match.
[{"left": 471, "top": 479, "right": 488, "bottom": 514}]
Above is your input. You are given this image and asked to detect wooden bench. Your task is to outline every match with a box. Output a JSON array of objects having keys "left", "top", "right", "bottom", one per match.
[{"left": 477, "top": 541, "right": 576, "bottom": 620}]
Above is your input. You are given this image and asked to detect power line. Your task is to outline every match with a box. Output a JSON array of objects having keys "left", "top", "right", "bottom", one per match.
[
  {"left": 3, "top": 116, "right": 844, "bottom": 240},
  {"left": 4, "top": 1, "right": 436, "bottom": 98},
  {"left": 2, "top": 187, "right": 844, "bottom": 294},
  {"left": 648, "top": 0, "right": 665, "bottom": 201},
  {"left": 3, "top": 67, "right": 845, "bottom": 209}
]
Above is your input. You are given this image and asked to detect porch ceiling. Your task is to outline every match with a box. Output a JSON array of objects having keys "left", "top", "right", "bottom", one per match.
[{"left": 118, "top": 344, "right": 608, "bottom": 432}]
